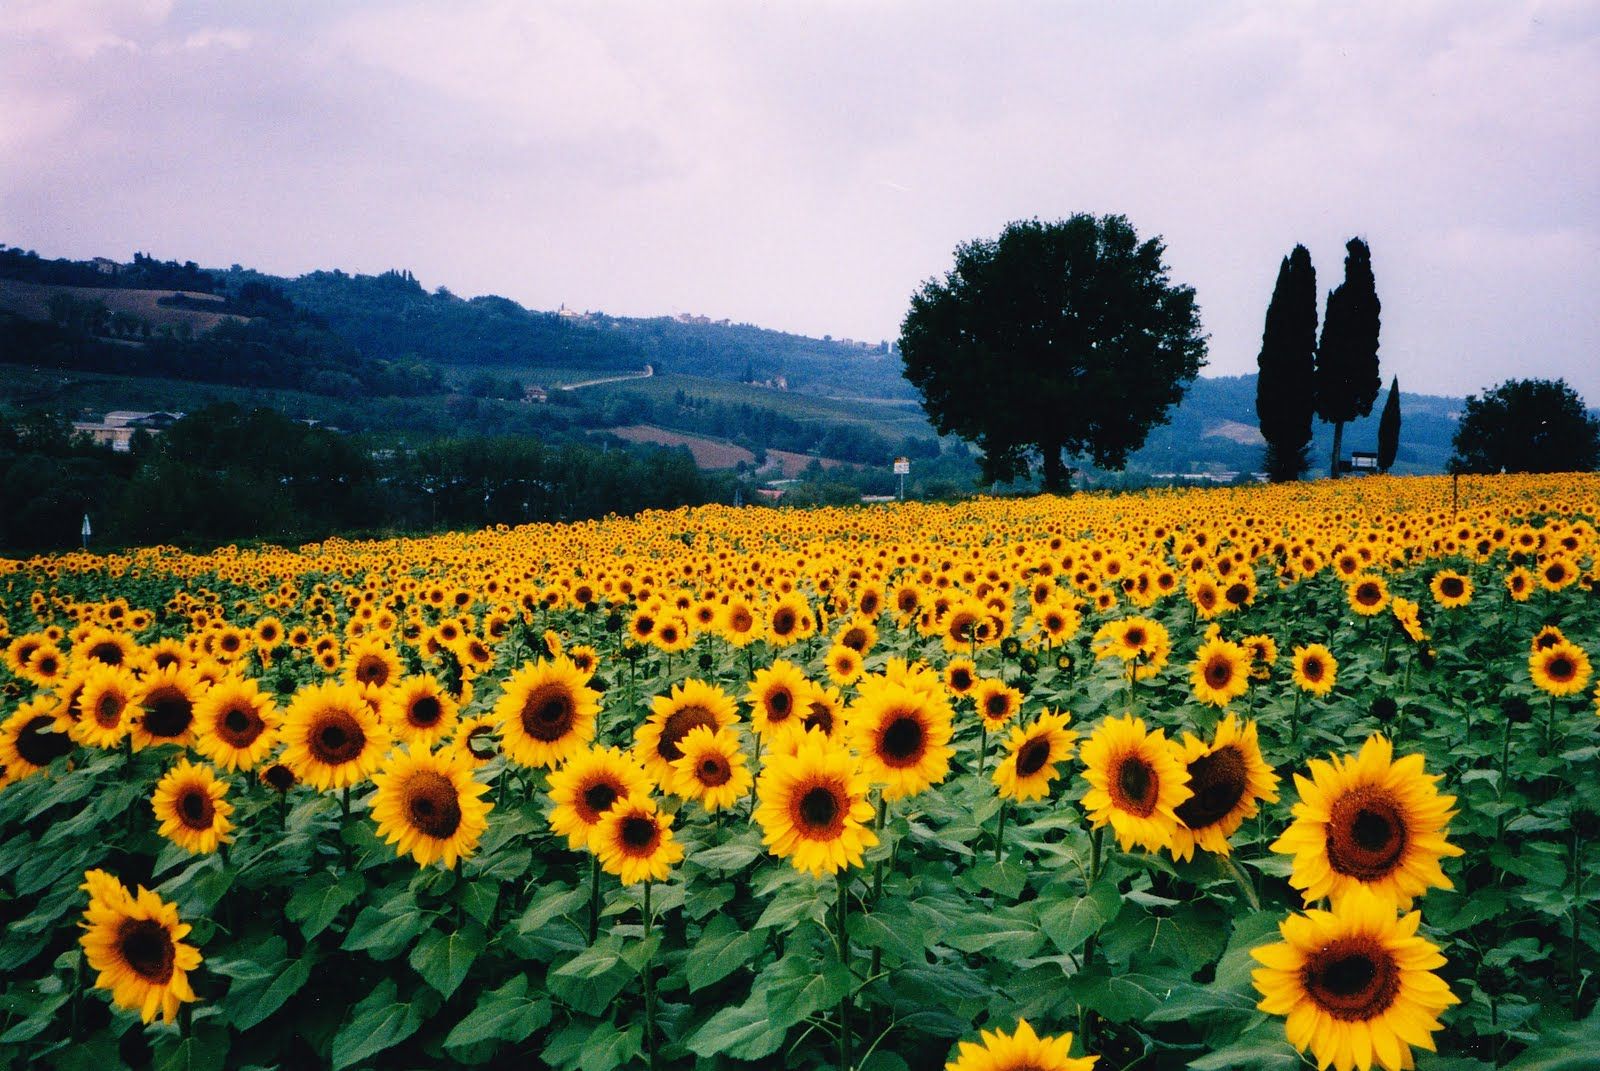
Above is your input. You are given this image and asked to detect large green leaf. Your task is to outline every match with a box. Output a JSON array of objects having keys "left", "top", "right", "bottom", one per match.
[
  {"left": 684, "top": 999, "right": 788, "bottom": 1061},
  {"left": 685, "top": 915, "right": 765, "bottom": 993},
  {"left": 409, "top": 922, "right": 486, "bottom": 999},
  {"left": 1039, "top": 879, "right": 1121, "bottom": 954},
  {"left": 286, "top": 870, "right": 363, "bottom": 940},
  {"left": 442, "top": 974, "right": 551, "bottom": 1051},
  {"left": 329, "top": 978, "right": 424, "bottom": 1070}
]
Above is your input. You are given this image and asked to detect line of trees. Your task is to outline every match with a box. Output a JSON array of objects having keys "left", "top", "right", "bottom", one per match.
[{"left": 1256, "top": 238, "right": 1388, "bottom": 480}]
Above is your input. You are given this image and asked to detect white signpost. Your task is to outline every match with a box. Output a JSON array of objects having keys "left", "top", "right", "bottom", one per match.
[
  {"left": 892, "top": 457, "right": 910, "bottom": 500},
  {"left": 81, "top": 513, "right": 91, "bottom": 550}
]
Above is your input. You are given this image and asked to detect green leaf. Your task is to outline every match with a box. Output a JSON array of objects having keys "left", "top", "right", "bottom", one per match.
[
  {"left": 153, "top": 1025, "right": 230, "bottom": 1071},
  {"left": 341, "top": 897, "right": 427, "bottom": 960},
  {"left": 467, "top": 846, "right": 532, "bottom": 882},
  {"left": 763, "top": 953, "right": 852, "bottom": 1031},
  {"left": 1039, "top": 879, "right": 1121, "bottom": 954},
  {"left": 286, "top": 870, "right": 363, "bottom": 941},
  {"left": 409, "top": 923, "right": 487, "bottom": 999},
  {"left": 968, "top": 859, "right": 1027, "bottom": 898},
  {"left": 944, "top": 908, "right": 1045, "bottom": 959},
  {"left": 1186, "top": 1031, "right": 1299, "bottom": 1070},
  {"left": 517, "top": 885, "right": 587, "bottom": 934},
  {"left": 330, "top": 978, "right": 424, "bottom": 1070},
  {"left": 459, "top": 880, "right": 501, "bottom": 927},
  {"left": 222, "top": 953, "right": 314, "bottom": 1032},
  {"left": 685, "top": 916, "right": 765, "bottom": 993},
  {"left": 442, "top": 975, "right": 551, "bottom": 1050},
  {"left": 1068, "top": 969, "right": 1170, "bottom": 1023},
  {"left": 547, "top": 935, "right": 634, "bottom": 1010},
  {"left": 1502, "top": 1008, "right": 1600, "bottom": 1069},
  {"left": 691, "top": 837, "right": 763, "bottom": 871},
  {"left": 685, "top": 1000, "right": 788, "bottom": 1061}
]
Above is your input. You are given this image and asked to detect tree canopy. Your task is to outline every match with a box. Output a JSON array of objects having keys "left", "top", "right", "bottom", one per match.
[
  {"left": 899, "top": 215, "right": 1206, "bottom": 491},
  {"left": 1314, "top": 238, "right": 1381, "bottom": 477},
  {"left": 1255, "top": 245, "right": 1318, "bottom": 481},
  {"left": 1449, "top": 378, "right": 1599, "bottom": 474}
]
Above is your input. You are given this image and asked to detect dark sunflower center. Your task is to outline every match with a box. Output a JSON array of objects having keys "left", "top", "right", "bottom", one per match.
[
  {"left": 1225, "top": 583, "right": 1249, "bottom": 605},
  {"left": 178, "top": 788, "right": 214, "bottom": 829},
  {"left": 842, "top": 628, "right": 868, "bottom": 651},
  {"left": 521, "top": 684, "right": 577, "bottom": 743},
  {"left": 985, "top": 694, "right": 1008, "bottom": 718},
  {"left": 1548, "top": 657, "right": 1574, "bottom": 681},
  {"left": 658, "top": 705, "right": 717, "bottom": 761},
  {"left": 768, "top": 689, "right": 793, "bottom": 718},
  {"left": 1115, "top": 756, "right": 1157, "bottom": 816},
  {"left": 1358, "top": 583, "right": 1381, "bottom": 604},
  {"left": 771, "top": 609, "right": 797, "bottom": 635},
  {"left": 143, "top": 687, "right": 194, "bottom": 740},
  {"left": 1303, "top": 939, "right": 1399, "bottom": 1021},
  {"left": 1204, "top": 657, "right": 1234, "bottom": 688},
  {"left": 406, "top": 771, "right": 462, "bottom": 838},
  {"left": 730, "top": 609, "right": 753, "bottom": 632},
  {"left": 1440, "top": 577, "right": 1464, "bottom": 598},
  {"left": 118, "top": 919, "right": 176, "bottom": 984},
  {"left": 798, "top": 786, "right": 840, "bottom": 830},
  {"left": 90, "top": 642, "right": 124, "bottom": 665},
  {"left": 356, "top": 656, "right": 389, "bottom": 685},
  {"left": 582, "top": 781, "right": 620, "bottom": 818},
  {"left": 697, "top": 755, "right": 732, "bottom": 786},
  {"left": 1014, "top": 737, "right": 1052, "bottom": 778},
  {"left": 621, "top": 815, "right": 658, "bottom": 852},
  {"left": 950, "top": 668, "right": 972, "bottom": 690},
  {"left": 1125, "top": 628, "right": 1146, "bottom": 647},
  {"left": 1175, "top": 745, "right": 1248, "bottom": 830},
  {"left": 409, "top": 696, "right": 443, "bottom": 727},
  {"left": 16, "top": 715, "right": 72, "bottom": 767},
  {"left": 802, "top": 702, "right": 835, "bottom": 735},
  {"left": 96, "top": 694, "right": 124, "bottom": 727},
  {"left": 218, "top": 704, "right": 263, "bottom": 747},
  {"left": 879, "top": 714, "right": 925, "bottom": 766},
  {"left": 1302, "top": 658, "right": 1324, "bottom": 682},
  {"left": 308, "top": 710, "right": 366, "bottom": 764},
  {"left": 1326, "top": 789, "right": 1409, "bottom": 880}
]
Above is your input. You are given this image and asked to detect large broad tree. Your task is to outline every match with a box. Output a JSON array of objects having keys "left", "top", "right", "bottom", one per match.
[
  {"left": 899, "top": 215, "right": 1206, "bottom": 492},
  {"left": 1376, "top": 375, "right": 1401, "bottom": 473},
  {"left": 1450, "top": 378, "right": 1600, "bottom": 474},
  {"left": 1255, "top": 245, "right": 1318, "bottom": 481},
  {"left": 1315, "top": 238, "right": 1381, "bottom": 477}
]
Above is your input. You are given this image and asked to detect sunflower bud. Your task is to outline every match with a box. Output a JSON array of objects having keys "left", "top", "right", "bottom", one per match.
[
  {"left": 604, "top": 611, "right": 624, "bottom": 634},
  {"left": 261, "top": 763, "right": 296, "bottom": 793},
  {"left": 1369, "top": 696, "right": 1398, "bottom": 723},
  {"left": 697, "top": 652, "right": 714, "bottom": 671},
  {"left": 1501, "top": 696, "right": 1533, "bottom": 724},
  {"left": 1000, "top": 636, "right": 1022, "bottom": 658},
  {"left": 1019, "top": 652, "right": 1040, "bottom": 675}
]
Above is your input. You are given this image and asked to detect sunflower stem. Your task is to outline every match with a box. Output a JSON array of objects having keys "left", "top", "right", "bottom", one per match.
[
  {"left": 978, "top": 725, "right": 988, "bottom": 777},
  {"left": 994, "top": 802, "right": 1008, "bottom": 863},
  {"left": 642, "top": 881, "right": 659, "bottom": 1071},
  {"left": 835, "top": 870, "right": 853, "bottom": 1071},
  {"left": 588, "top": 853, "right": 602, "bottom": 945},
  {"left": 1088, "top": 826, "right": 1104, "bottom": 888},
  {"left": 1571, "top": 830, "right": 1585, "bottom": 1017},
  {"left": 339, "top": 787, "right": 352, "bottom": 869},
  {"left": 1220, "top": 854, "right": 1259, "bottom": 912},
  {"left": 1289, "top": 690, "right": 1302, "bottom": 745}
]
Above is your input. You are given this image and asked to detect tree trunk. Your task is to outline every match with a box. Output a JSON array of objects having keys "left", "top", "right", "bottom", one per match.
[
  {"left": 1329, "top": 421, "right": 1344, "bottom": 479},
  {"left": 1041, "top": 444, "right": 1069, "bottom": 494}
]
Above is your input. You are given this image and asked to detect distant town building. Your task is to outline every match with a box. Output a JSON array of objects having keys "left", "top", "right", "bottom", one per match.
[
  {"left": 523, "top": 386, "right": 549, "bottom": 403},
  {"left": 71, "top": 410, "right": 184, "bottom": 452},
  {"left": 92, "top": 257, "right": 121, "bottom": 275}
]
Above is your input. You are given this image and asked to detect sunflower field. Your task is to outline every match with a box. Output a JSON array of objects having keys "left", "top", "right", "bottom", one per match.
[{"left": 0, "top": 473, "right": 1597, "bottom": 1071}]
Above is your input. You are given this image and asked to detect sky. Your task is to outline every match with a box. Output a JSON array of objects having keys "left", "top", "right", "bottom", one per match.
[{"left": 2, "top": 0, "right": 1596, "bottom": 402}]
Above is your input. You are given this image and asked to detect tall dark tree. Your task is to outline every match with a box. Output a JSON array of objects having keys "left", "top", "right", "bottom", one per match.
[
  {"left": 899, "top": 215, "right": 1207, "bottom": 492},
  {"left": 1255, "top": 245, "right": 1318, "bottom": 481},
  {"left": 1376, "top": 375, "right": 1401, "bottom": 473},
  {"left": 1315, "top": 238, "right": 1381, "bottom": 477},
  {"left": 1450, "top": 378, "right": 1600, "bottom": 474}
]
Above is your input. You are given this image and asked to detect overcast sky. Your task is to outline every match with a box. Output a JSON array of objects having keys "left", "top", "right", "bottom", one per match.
[{"left": 3, "top": 1, "right": 1596, "bottom": 402}]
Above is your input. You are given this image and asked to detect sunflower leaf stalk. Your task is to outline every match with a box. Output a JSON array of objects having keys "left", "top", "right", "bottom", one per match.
[{"left": 835, "top": 870, "right": 853, "bottom": 1071}]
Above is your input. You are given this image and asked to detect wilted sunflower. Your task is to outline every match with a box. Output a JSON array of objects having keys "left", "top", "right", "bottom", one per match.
[
  {"left": 448, "top": 712, "right": 500, "bottom": 768},
  {"left": 1169, "top": 715, "right": 1279, "bottom": 861},
  {"left": 370, "top": 743, "right": 493, "bottom": 868},
  {"left": 1252, "top": 885, "right": 1458, "bottom": 1071},
  {"left": 382, "top": 674, "right": 459, "bottom": 748},
  {"left": 280, "top": 680, "right": 390, "bottom": 791},
  {"left": 1529, "top": 639, "right": 1591, "bottom": 697},
  {"left": 794, "top": 680, "right": 846, "bottom": 743},
  {"left": 847, "top": 679, "right": 954, "bottom": 801},
  {"left": 754, "top": 729, "right": 878, "bottom": 877},
  {"left": 970, "top": 678, "right": 1022, "bottom": 731},
  {"left": 1189, "top": 635, "right": 1251, "bottom": 708},
  {"left": 1428, "top": 570, "right": 1472, "bottom": 609},
  {"left": 1079, "top": 714, "right": 1191, "bottom": 853},
  {"left": 1242, "top": 634, "right": 1278, "bottom": 680},
  {"left": 151, "top": 758, "right": 233, "bottom": 855},
  {"left": 494, "top": 657, "right": 600, "bottom": 769},
  {"left": 78, "top": 871, "right": 203, "bottom": 1025},
  {"left": 593, "top": 794, "right": 684, "bottom": 885},
  {"left": 636, "top": 677, "right": 739, "bottom": 786},
  {"left": 548, "top": 745, "right": 651, "bottom": 849},
  {"left": 1271, "top": 734, "right": 1462, "bottom": 908},
  {"left": 945, "top": 1017, "right": 1098, "bottom": 1071},
  {"left": 992, "top": 710, "right": 1077, "bottom": 802},
  {"left": 192, "top": 675, "right": 279, "bottom": 771},
  {"left": 746, "top": 660, "right": 810, "bottom": 739},
  {"left": 1291, "top": 644, "right": 1338, "bottom": 697},
  {"left": 131, "top": 663, "right": 206, "bottom": 750},
  {"left": 1346, "top": 576, "right": 1390, "bottom": 617},
  {"left": 1389, "top": 597, "right": 1426, "bottom": 644},
  {"left": 72, "top": 665, "right": 141, "bottom": 749},
  {"left": 669, "top": 725, "right": 753, "bottom": 812}
]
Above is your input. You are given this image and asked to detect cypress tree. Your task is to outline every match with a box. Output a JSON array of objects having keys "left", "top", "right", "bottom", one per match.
[
  {"left": 1315, "top": 238, "right": 1382, "bottom": 477},
  {"left": 1377, "top": 375, "right": 1401, "bottom": 473},
  {"left": 1255, "top": 245, "right": 1318, "bottom": 481}
]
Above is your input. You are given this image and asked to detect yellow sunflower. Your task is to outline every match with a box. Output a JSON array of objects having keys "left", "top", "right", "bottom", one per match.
[
  {"left": 279, "top": 680, "right": 390, "bottom": 791},
  {"left": 593, "top": 795, "right": 684, "bottom": 885},
  {"left": 192, "top": 675, "right": 280, "bottom": 771},
  {"left": 753, "top": 729, "right": 878, "bottom": 877},
  {"left": 669, "top": 725, "right": 753, "bottom": 812},
  {"left": 151, "top": 758, "right": 233, "bottom": 855},
  {"left": 1169, "top": 715, "right": 1279, "bottom": 861},
  {"left": 1271, "top": 734, "right": 1463, "bottom": 908},
  {"left": 945, "top": 1017, "right": 1098, "bottom": 1071},
  {"left": 78, "top": 872, "right": 203, "bottom": 1024},
  {"left": 717, "top": 597, "right": 762, "bottom": 648},
  {"left": 72, "top": 664, "right": 141, "bottom": 749},
  {"left": 1428, "top": 570, "right": 1472, "bottom": 609},
  {"left": 493, "top": 657, "right": 600, "bottom": 770},
  {"left": 766, "top": 592, "right": 816, "bottom": 647},
  {"left": 1189, "top": 635, "right": 1252, "bottom": 708},
  {"left": 970, "top": 678, "right": 1022, "bottom": 731},
  {"left": 370, "top": 743, "right": 493, "bottom": 868},
  {"left": 547, "top": 745, "right": 652, "bottom": 850},
  {"left": 746, "top": 659, "right": 810, "bottom": 738},
  {"left": 825, "top": 643, "right": 864, "bottom": 686},
  {"left": 992, "top": 710, "right": 1077, "bottom": 802},
  {"left": 0, "top": 700, "right": 74, "bottom": 782},
  {"left": 1291, "top": 644, "right": 1338, "bottom": 697},
  {"left": 846, "top": 679, "right": 954, "bottom": 801},
  {"left": 636, "top": 677, "right": 740, "bottom": 787},
  {"left": 943, "top": 657, "right": 978, "bottom": 697},
  {"left": 1346, "top": 575, "right": 1390, "bottom": 617},
  {"left": 1252, "top": 885, "right": 1458, "bottom": 1071},
  {"left": 18, "top": 640, "right": 67, "bottom": 687},
  {"left": 344, "top": 638, "right": 401, "bottom": 690},
  {"left": 1079, "top": 714, "right": 1191, "bottom": 853},
  {"left": 382, "top": 674, "right": 459, "bottom": 748},
  {"left": 131, "top": 663, "right": 207, "bottom": 751},
  {"left": 1529, "top": 640, "right": 1591, "bottom": 697}
]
